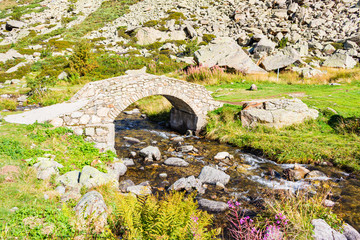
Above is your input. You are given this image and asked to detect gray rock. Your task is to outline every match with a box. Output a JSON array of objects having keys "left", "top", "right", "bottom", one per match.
[
  {"left": 56, "top": 170, "right": 81, "bottom": 188},
  {"left": 6, "top": 20, "right": 25, "bottom": 31},
  {"left": 57, "top": 71, "right": 68, "bottom": 80},
  {"left": 74, "top": 191, "right": 108, "bottom": 231},
  {"left": 194, "top": 37, "right": 266, "bottom": 74},
  {"left": 122, "top": 158, "right": 135, "bottom": 166},
  {"left": 119, "top": 179, "right": 135, "bottom": 192},
  {"left": 6, "top": 62, "right": 27, "bottom": 73},
  {"left": 134, "top": 27, "right": 186, "bottom": 45},
  {"left": 323, "top": 44, "right": 336, "bottom": 55},
  {"left": 127, "top": 185, "right": 152, "bottom": 195},
  {"left": 311, "top": 219, "right": 346, "bottom": 240},
  {"left": 322, "top": 53, "right": 357, "bottom": 69},
  {"left": 177, "top": 145, "right": 197, "bottom": 153},
  {"left": 33, "top": 158, "right": 63, "bottom": 180},
  {"left": 159, "top": 173, "right": 167, "bottom": 178},
  {"left": 55, "top": 186, "right": 66, "bottom": 195},
  {"left": 125, "top": 67, "right": 147, "bottom": 75},
  {"left": 107, "top": 162, "right": 127, "bottom": 180},
  {"left": 79, "top": 166, "right": 112, "bottom": 188},
  {"left": 253, "top": 38, "right": 276, "bottom": 54},
  {"left": 343, "top": 223, "right": 360, "bottom": 240},
  {"left": 214, "top": 152, "right": 233, "bottom": 160},
  {"left": 0, "top": 49, "right": 23, "bottom": 63},
  {"left": 198, "top": 166, "right": 230, "bottom": 185},
  {"left": 123, "top": 136, "right": 141, "bottom": 144},
  {"left": 241, "top": 98, "right": 319, "bottom": 128},
  {"left": 198, "top": 199, "right": 228, "bottom": 212},
  {"left": 169, "top": 175, "right": 205, "bottom": 194},
  {"left": 305, "top": 170, "right": 328, "bottom": 179},
  {"left": 249, "top": 84, "right": 258, "bottom": 91},
  {"left": 139, "top": 146, "right": 161, "bottom": 161},
  {"left": 323, "top": 199, "right": 336, "bottom": 208},
  {"left": 185, "top": 23, "right": 197, "bottom": 38},
  {"left": 261, "top": 54, "right": 297, "bottom": 71},
  {"left": 164, "top": 157, "right": 189, "bottom": 167},
  {"left": 10, "top": 207, "right": 19, "bottom": 213}
]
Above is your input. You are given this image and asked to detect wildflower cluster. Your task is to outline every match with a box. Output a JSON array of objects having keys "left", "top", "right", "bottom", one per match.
[
  {"left": 226, "top": 200, "right": 288, "bottom": 240},
  {"left": 184, "top": 65, "right": 225, "bottom": 83}
]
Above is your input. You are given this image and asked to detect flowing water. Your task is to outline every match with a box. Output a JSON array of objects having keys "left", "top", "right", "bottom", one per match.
[{"left": 114, "top": 110, "right": 360, "bottom": 232}]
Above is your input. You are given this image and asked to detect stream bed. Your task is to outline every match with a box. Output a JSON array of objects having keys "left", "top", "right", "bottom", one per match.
[{"left": 114, "top": 110, "right": 360, "bottom": 232}]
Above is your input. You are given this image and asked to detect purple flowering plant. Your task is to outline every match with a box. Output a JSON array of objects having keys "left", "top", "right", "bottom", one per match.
[{"left": 227, "top": 200, "right": 289, "bottom": 240}]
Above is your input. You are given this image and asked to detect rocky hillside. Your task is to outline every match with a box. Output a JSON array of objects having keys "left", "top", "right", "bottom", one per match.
[{"left": 0, "top": 0, "right": 360, "bottom": 81}]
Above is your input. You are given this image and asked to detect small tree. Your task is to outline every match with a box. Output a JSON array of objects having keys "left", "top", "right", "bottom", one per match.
[{"left": 69, "top": 41, "right": 98, "bottom": 76}]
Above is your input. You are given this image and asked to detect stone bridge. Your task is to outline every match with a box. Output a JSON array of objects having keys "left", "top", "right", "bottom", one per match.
[{"left": 47, "top": 73, "right": 223, "bottom": 151}]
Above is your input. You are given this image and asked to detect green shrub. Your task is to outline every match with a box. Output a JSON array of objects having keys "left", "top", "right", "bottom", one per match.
[
  {"left": 69, "top": 41, "right": 98, "bottom": 76},
  {"left": 27, "top": 76, "right": 57, "bottom": 96},
  {"left": 277, "top": 37, "right": 288, "bottom": 49},
  {"left": 0, "top": 99, "right": 17, "bottom": 111},
  {"left": 143, "top": 20, "right": 158, "bottom": 27},
  {"left": 106, "top": 191, "right": 218, "bottom": 239},
  {"left": 183, "top": 39, "right": 199, "bottom": 56},
  {"left": 202, "top": 34, "right": 215, "bottom": 43}
]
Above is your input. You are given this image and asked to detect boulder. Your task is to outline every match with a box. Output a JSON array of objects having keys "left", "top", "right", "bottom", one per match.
[
  {"left": 6, "top": 62, "right": 27, "bottom": 74},
  {"left": 198, "top": 199, "right": 228, "bottom": 212},
  {"left": 164, "top": 157, "right": 189, "bottom": 167},
  {"left": 139, "top": 146, "right": 161, "bottom": 161},
  {"left": 33, "top": 158, "right": 63, "bottom": 180},
  {"left": 283, "top": 164, "right": 310, "bottom": 181},
  {"left": 214, "top": 152, "right": 233, "bottom": 160},
  {"left": 322, "top": 44, "right": 336, "bottom": 55},
  {"left": 74, "top": 191, "right": 108, "bottom": 232},
  {"left": 322, "top": 53, "right": 357, "bottom": 69},
  {"left": 79, "top": 166, "right": 112, "bottom": 188},
  {"left": 260, "top": 54, "right": 297, "bottom": 71},
  {"left": 57, "top": 71, "right": 68, "bottom": 80},
  {"left": 343, "top": 223, "right": 360, "bottom": 240},
  {"left": 240, "top": 98, "right": 319, "bottom": 128},
  {"left": 198, "top": 166, "right": 230, "bottom": 185},
  {"left": 107, "top": 162, "right": 127, "bottom": 180},
  {"left": 6, "top": 20, "right": 25, "bottom": 31},
  {"left": 134, "top": 27, "right": 186, "bottom": 45},
  {"left": 253, "top": 38, "right": 277, "bottom": 54},
  {"left": 119, "top": 179, "right": 135, "bottom": 192},
  {"left": 169, "top": 175, "right": 205, "bottom": 194},
  {"left": 56, "top": 170, "right": 81, "bottom": 188},
  {"left": 194, "top": 37, "right": 266, "bottom": 74},
  {"left": 0, "top": 49, "right": 23, "bottom": 63},
  {"left": 311, "top": 219, "right": 346, "bottom": 240}
]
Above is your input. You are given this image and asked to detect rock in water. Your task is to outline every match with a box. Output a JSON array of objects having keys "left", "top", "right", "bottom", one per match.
[
  {"left": 164, "top": 157, "right": 189, "bottom": 167},
  {"left": 198, "top": 199, "right": 228, "bottom": 212},
  {"left": 311, "top": 219, "right": 346, "bottom": 240},
  {"left": 74, "top": 191, "right": 108, "bottom": 232},
  {"left": 139, "top": 146, "right": 161, "bottom": 161},
  {"left": 194, "top": 37, "right": 266, "bottom": 74},
  {"left": 198, "top": 166, "right": 230, "bottom": 185}
]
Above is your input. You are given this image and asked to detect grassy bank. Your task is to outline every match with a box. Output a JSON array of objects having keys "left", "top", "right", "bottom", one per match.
[{"left": 204, "top": 79, "right": 360, "bottom": 171}]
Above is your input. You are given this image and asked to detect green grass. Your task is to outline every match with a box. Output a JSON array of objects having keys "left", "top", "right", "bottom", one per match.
[{"left": 207, "top": 82, "right": 360, "bottom": 171}]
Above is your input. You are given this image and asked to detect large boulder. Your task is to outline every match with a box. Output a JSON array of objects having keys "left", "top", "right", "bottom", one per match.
[
  {"left": 194, "top": 37, "right": 267, "bottom": 74},
  {"left": 198, "top": 166, "right": 230, "bottom": 185},
  {"left": 322, "top": 53, "right": 357, "bottom": 69},
  {"left": 240, "top": 98, "right": 319, "bottom": 128},
  {"left": 134, "top": 27, "right": 186, "bottom": 45},
  {"left": 311, "top": 219, "right": 346, "bottom": 240},
  {"left": 260, "top": 54, "right": 298, "bottom": 71},
  {"left": 253, "top": 38, "right": 276, "bottom": 54},
  {"left": 56, "top": 171, "right": 81, "bottom": 188},
  {"left": 74, "top": 191, "right": 108, "bottom": 232},
  {"left": 343, "top": 223, "right": 360, "bottom": 240}
]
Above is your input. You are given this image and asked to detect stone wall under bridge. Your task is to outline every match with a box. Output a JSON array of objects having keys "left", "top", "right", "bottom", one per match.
[{"left": 50, "top": 73, "right": 223, "bottom": 151}]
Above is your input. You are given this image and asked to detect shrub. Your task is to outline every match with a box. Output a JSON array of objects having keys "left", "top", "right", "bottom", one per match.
[
  {"left": 0, "top": 99, "right": 17, "bottom": 111},
  {"left": 184, "top": 65, "right": 226, "bottom": 85},
  {"left": 106, "top": 191, "right": 218, "bottom": 239},
  {"left": 69, "top": 41, "right": 98, "bottom": 76},
  {"left": 202, "top": 34, "right": 216, "bottom": 43},
  {"left": 183, "top": 39, "right": 200, "bottom": 56},
  {"left": 329, "top": 115, "right": 360, "bottom": 135},
  {"left": 277, "top": 37, "right": 288, "bottom": 49},
  {"left": 27, "top": 76, "right": 57, "bottom": 96}
]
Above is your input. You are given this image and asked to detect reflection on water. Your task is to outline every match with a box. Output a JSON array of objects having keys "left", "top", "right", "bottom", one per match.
[{"left": 114, "top": 111, "right": 360, "bottom": 231}]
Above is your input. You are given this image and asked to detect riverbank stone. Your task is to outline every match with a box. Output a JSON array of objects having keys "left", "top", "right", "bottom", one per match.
[
  {"left": 198, "top": 199, "right": 229, "bottom": 212},
  {"left": 198, "top": 166, "right": 230, "bottom": 185},
  {"left": 164, "top": 157, "right": 189, "bottom": 167},
  {"left": 311, "top": 219, "right": 346, "bottom": 240},
  {"left": 139, "top": 146, "right": 161, "bottom": 161}
]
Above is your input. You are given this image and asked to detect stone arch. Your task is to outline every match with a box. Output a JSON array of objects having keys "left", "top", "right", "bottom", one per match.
[{"left": 53, "top": 74, "right": 222, "bottom": 151}]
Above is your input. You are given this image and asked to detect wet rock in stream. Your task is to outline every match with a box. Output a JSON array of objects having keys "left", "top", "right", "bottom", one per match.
[
  {"left": 169, "top": 176, "right": 205, "bottom": 194},
  {"left": 198, "top": 199, "right": 228, "bottom": 213},
  {"left": 164, "top": 157, "right": 189, "bottom": 167},
  {"left": 139, "top": 146, "right": 161, "bottom": 161},
  {"left": 198, "top": 166, "right": 230, "bottom": 185}
]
